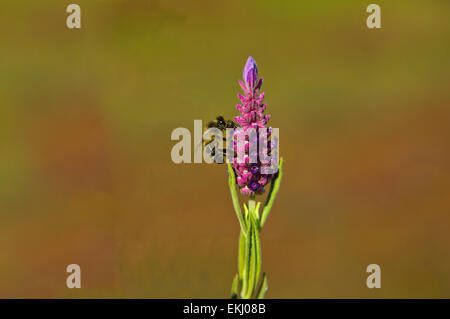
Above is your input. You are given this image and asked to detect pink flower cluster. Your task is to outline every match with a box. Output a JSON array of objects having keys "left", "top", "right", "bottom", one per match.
[{"left": 233, "top": 57, "right": 274, "bottom": 196}]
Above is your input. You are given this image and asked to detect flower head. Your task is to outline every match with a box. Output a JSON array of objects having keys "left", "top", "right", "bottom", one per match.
[{"left": 233, "top": 57, "right": 275, "bottom": 196}]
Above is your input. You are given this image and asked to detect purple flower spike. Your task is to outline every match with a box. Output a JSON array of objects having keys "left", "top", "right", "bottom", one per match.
[{"left": 233, "top": 56, "right": 275, "bottom": 196}]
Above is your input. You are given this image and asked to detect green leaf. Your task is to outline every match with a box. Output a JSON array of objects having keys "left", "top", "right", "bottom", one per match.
[
  {"left": 231, "top": 274, "right": 239, "bottom": 299},
  {"left": 256, "top": 273, "right": 268, "bottom": 299},
  {"left": 260, "top": 157, "right": 284, "bottom": 228},
  {"left": 227, "top": 164, "right": 247, "bottom": 234},
  {"left": 254, "top": 218, "right": 262, "bottom": 294},
  {"left": 243, "top": 213, "right": 259, "bottom": 299},
  {"left": 246, "top": 218, "right": 257, "bottom": 299},
  {"left": 255, "top": 201, "right": 261, "bottom": 225},
  {"left": 238, "top": 230, "right": 245, "bottom": 280},
  {"left": 243, "top": 203, "right": 249, "bottom": 222},
  {"left": 241, "top": 221, "right": 253, "bottom": 298}
]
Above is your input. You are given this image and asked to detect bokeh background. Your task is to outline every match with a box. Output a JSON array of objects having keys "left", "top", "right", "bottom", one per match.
[{"left": 1, "top": 0, "right": 449, "bottom": 298}]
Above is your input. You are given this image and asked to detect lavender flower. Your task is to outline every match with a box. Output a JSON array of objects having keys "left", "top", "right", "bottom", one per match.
[
  {"left": 233, "top": 56, "right": 274, "bottom": 196},
  {"left": 227, "top": 57, "right": 283, "bottom": 299}
]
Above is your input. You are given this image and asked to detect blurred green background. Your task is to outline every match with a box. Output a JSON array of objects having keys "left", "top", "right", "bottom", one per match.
[{"left": 1, "top": 0, "right": 449, "bottom": 298}]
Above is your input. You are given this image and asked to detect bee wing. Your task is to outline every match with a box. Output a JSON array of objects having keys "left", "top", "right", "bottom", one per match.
[{"left": 207, "top": 121, "right": 216, "bottom": 128}]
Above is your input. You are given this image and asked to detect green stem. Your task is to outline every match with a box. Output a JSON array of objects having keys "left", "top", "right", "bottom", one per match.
[
  {"left": 229, "top": 158, "right": 284, "bottom": 299},
  {"left": 227, "top": 163, "right": 247, "bottom": 234},
  {"left": 248, "top": 194, "right": 256, "bottom": 219},
  {"left": 241, "top": 220, "right": 253, "bottom": 298},
  {"left": 241, "top": 195, "right": 262, "bottom": 299}
]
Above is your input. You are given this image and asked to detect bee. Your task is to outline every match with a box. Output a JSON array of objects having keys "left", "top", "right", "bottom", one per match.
[
  {"left": 207, "top": 115, "right": 237, "bottom": 131},
  {"left": 196, "top": 116, "right": 275, "bottom": 164},
  {"left": 200, "top": 116, "right": 238, "bottom": 164}
]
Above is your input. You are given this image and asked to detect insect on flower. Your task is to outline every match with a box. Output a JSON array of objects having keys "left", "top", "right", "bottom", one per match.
[
  {"left": 201, "top": 57, "right": 276, "bottom": 170},
  {"left": 202, "top": 116, "right": 238, "bottom": 164}
]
